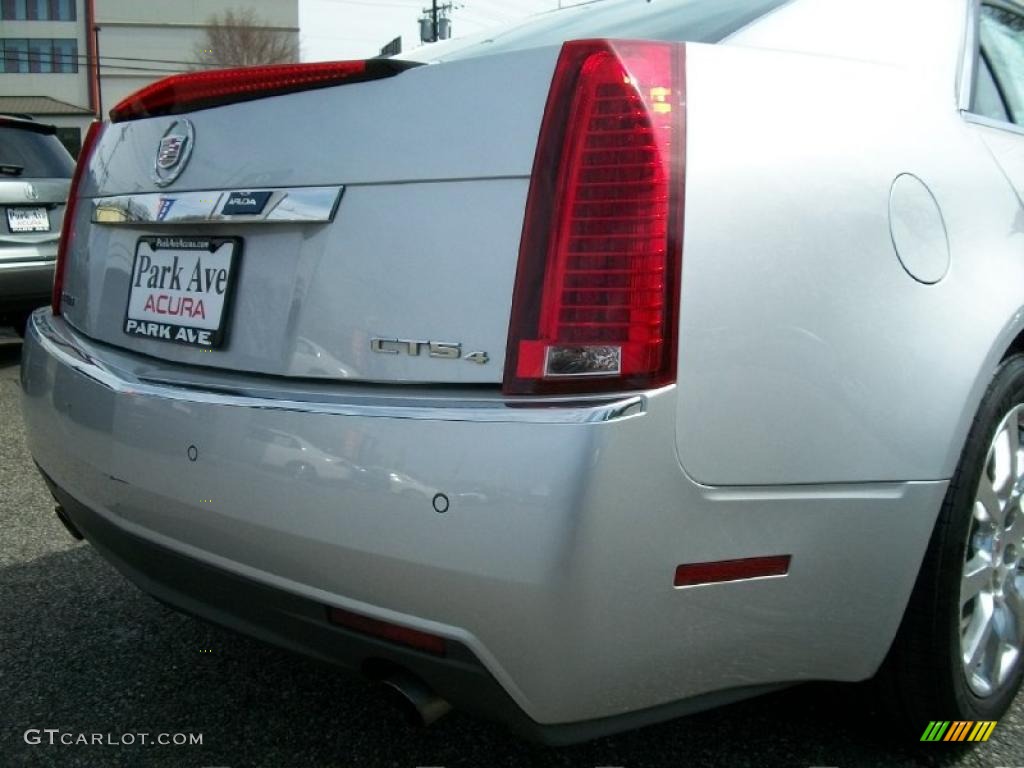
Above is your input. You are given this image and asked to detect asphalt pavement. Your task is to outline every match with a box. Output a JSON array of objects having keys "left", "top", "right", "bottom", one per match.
[{"left": 1, "top": 339, "right": 1021, "bottom": 768}]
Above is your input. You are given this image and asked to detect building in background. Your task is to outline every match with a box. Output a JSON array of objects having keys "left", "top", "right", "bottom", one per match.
[
  {"left": 0, "top": 0, "right": 90, "bottom": 153},
  {"left": 0, "top": 0, "right": 298, "bottom": 155}
]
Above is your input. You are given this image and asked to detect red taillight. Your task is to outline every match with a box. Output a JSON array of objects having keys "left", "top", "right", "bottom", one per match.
[
  {"left": 52, "top": 119, "right": 104, "bottom": 316},
  {"left": 109, "top": 59, "right": 417, "bottom": 123},
  {"left": 326, "top": 606, "right": 447, "bottom": 657},
  {"left": 504, "top": 40, "right": 685, "bottom": 395}
]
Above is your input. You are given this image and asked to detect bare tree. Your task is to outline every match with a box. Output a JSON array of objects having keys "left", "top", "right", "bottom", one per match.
[{"left": 193, "top": 9, "right": 299, "bottom": 69}]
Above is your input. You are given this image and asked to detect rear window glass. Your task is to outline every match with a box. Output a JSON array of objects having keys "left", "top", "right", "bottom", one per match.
[
  {"left": 0, "top": 126, "right": 74, "bottom": 179},
  {"left": 436, "top": 0, "right": 789, "bottom": 60}
]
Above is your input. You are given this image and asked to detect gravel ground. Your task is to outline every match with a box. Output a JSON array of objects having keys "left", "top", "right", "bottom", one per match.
[{"left": 1, "top": 340, "right": 1021, "bottom": 768}]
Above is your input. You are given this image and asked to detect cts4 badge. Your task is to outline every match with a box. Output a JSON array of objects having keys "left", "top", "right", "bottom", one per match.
[
  {"left": 371, "top": 338, "right": 490, "bottom": 365},
  {"left": 153, "top": 119, "right": 195, "bottom": 187}
]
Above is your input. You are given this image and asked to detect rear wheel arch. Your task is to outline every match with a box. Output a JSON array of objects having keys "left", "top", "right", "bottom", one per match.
[
  {"left": 870, "top": 313, "right": 1024, "bottom": 678},
  {"left": 1001, "top": 322, "right": 1024, "bottom": 364},
  {"left": 876, "top": 352, "right": 1024, "bottom": 730},
  {"left": 934, "top": 310, "right": 1024, "bottom": 486}
]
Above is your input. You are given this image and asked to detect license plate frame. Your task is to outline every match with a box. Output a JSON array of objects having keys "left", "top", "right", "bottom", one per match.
[
  {"left": 7, "top": 206, "right": 50, "bottom": 233},
  {"left": 123, "top": 235, "right": 242, "bottom": 349}
]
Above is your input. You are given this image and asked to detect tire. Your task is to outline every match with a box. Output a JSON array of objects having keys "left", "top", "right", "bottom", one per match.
[{"left": 880, "top": 355, "right": 1024, "bottom": 739}]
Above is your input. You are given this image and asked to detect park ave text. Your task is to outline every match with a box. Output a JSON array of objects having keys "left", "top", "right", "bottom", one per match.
[{"left": 133, "top": 252, "right": 229, "bottom": 311}]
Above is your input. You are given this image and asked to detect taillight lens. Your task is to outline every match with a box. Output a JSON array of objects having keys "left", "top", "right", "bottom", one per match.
[
  {"left": 53, "top": 119, "right": 104, "bottom": 316},
  {"left": 109, "top": 59, "right": 417, "bottom": 123},
  {"left": 504, "top": 40, "right": 685, "bottom": 395}
]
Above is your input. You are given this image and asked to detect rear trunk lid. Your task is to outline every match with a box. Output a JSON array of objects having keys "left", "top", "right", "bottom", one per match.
[
  {"left": 63, "top": 48, "right": 557, "bottom": 384},
  {"left": 62, "top": 0, "right": 792, "bottom": 387}
]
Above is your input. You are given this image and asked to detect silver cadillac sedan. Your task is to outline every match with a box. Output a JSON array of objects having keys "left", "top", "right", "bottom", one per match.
[
  {"left": 19, "top": 0, "right": 1024, "bottom": 744},
  {"left": 0, "top": 116, "right": 73, "bottom": 334}
]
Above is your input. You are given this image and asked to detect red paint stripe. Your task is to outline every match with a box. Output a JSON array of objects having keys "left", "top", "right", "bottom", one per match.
[{"left": 674, "top": 555, "right": 792, "bottom": 587}]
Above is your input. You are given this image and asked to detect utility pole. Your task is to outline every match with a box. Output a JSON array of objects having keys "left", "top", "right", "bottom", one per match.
[
  {"left": 93, "top": 25, "right": 103, "bottom": 118},
  {"left": 420, "top": 1, "right": 456, "bottom": 43}
]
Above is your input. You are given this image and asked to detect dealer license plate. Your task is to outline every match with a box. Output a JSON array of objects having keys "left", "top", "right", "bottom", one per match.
[
  {"left": 124, "top": 236, "right": 240, "bottom": 348},
  {"left": 7, "top": 206, "right": 49, "bottom": 232}
]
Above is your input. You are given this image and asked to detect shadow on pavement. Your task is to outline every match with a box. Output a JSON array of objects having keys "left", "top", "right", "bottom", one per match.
[
  {"left": 0, "top": 542, "right": 982, "bottom": 768},
  {"left": 0, "top": 340, "right": 21, "bottom": 371}
]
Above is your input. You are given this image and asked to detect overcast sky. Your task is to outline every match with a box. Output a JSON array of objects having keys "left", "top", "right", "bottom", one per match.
[{"left": 299, "top": 0, "right": 560, "bottom": 61}]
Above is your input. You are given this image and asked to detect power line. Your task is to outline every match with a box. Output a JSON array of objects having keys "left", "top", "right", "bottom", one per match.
[
  {"left": 299, "top": 33, "right": 382, "bottom": 41},
  {"left": 0, "top": 50, "right": 206, "bottom": 67},
  {"left": 0, "top": 51, "right": 200, "bottom": 74},
  {"left": 2, "top": 51, "right": 185, "bottom": 70},
  {"left": 314, "top": 0, "right": 423, "bottom": 7},
  {"left": 77, "top": 52, "right": 207, "bottom": 67}
]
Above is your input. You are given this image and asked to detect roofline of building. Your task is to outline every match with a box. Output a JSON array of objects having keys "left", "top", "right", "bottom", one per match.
[
  {"left": 94, "top": 21, "right": 299, "bottom": 32},
  {"left": 0, "top": 98, "right": 94, "bottom": 116}
]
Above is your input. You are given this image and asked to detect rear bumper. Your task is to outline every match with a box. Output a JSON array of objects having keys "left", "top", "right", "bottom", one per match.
[
  {"left": 43, "top": 474, "right": 781, "bottom": 744},
  {"left": 42, "top": 475, "right": 534, "bottom": 736},
  {"left": 20, "top": 310, "right": 948, "bottom": 736}
]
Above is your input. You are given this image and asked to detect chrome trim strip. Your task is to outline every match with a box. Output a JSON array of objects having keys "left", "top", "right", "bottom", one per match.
[
  {"left": 959, "top": 0, "right": 1024, "bottom": 133},
  {"left": 0, "top": 259, "right": 55, "bottom": 270},
  {"left": 700, "top": 483, "right": 914, "bottom": 502},
  {"left": 29, "top": 312, "right": 648, "bottom": 425},
  {"left": 958, "top": 0, "right": 981, "bottom": 113},
  {"left": 962, "top": 110, "right": 1024, "bottom": 136},
  {"left": 90, "top": 185, "right": 344, "bottom": 225}
]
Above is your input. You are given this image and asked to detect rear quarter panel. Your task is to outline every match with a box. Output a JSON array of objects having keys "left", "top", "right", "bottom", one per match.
[{"left": 676, "top": 18, "right": 1024, "bottom": 485}]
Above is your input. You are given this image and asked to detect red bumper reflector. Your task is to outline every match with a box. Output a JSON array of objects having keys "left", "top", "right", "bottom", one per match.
[
  {"left": 326, "top": 606, "right": 447, "bottom": 657},
  {"left": 673, "top": 555, "right": 791, "bottom": 587}
]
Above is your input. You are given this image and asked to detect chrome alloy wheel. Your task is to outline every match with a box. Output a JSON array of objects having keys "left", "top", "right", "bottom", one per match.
[{"left": 961, "top": 404, "right": 1024, "bottom": 697}]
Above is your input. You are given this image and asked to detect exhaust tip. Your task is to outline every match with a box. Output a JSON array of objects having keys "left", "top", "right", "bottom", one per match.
[
  {"left": 379, "top": 670, "right": 452, "bottom": 727},
  {"left": 54, "top": 505, "right": 84, "bottom": 540}
]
